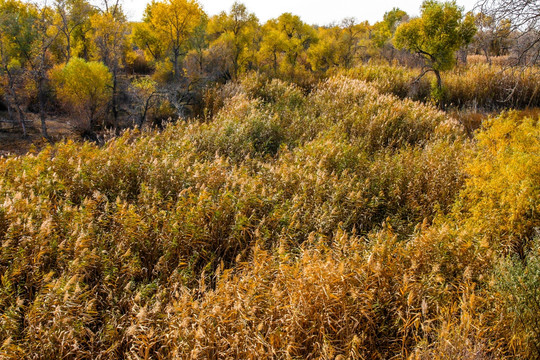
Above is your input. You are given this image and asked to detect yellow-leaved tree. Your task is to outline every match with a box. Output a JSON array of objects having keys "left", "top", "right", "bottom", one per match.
[
  {"left": 394, "top": 1, "right": 476, "bottom": 93},
  {"left": 52, "top": 0, "right": 95, "bottom": 62},
  {"left": 51, "top": 57, "right": 112, "bottom": 132},
  {"left": 259, "top": 13, "right": 317, "bottom": 78},
  {"left": 208, "top": 2, "right": 259, "bottom": 79},
  {"left": 90, "top": 4, "right": 129, "bottom": 127},
  {"left": 132, "top": 0, "right": 205, "bottom": 80},
  {"left": 308, "top": 19, "right": 369, "bottom": 72}
]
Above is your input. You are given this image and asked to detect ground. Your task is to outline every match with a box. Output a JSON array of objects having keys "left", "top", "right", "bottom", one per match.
[{"left": 0, "top": 113, "right": 76, "bottom": 156}]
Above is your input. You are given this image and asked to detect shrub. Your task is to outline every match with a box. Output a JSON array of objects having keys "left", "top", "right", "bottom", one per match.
[
  {"left": 443, "top": 64, "right": 540, "bottom": 109},
  {"left": 454, "top": 111, "right": 540, "bottom": 254},
  {"left": 495, "top": 240, "right": 540, "bottom": 358},
  {"left": 50, "top": 58, "right": 112, "bottom": 132},
  {"left": 338, "top": 63, "right": 431, "bottom": 100},
  {"left": 342, "top": 63, "right": 540, "bottom": 111},
  {"left": 3, "top": 74, "right": 535, "bottom": 359}
]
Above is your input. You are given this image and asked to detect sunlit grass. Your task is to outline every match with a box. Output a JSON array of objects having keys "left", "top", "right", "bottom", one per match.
[{"left": 0, "top": 75, "right": 539, "bottom": 359}]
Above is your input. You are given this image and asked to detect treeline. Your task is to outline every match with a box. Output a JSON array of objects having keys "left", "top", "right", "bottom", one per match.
[{"left": 0, "top": 0, "right": 536, "bottom": 140}]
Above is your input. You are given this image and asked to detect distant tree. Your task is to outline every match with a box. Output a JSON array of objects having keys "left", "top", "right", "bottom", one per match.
[
  {"left": 372, "top": 8, "right": 409, "bottom": 61},
  {"left": 91, "top": 3, "right": 127, "bottom": 69},
  {"left": 208, "top": 2, "right": 259, "bottom": 79},
  {"left": 29, "top": 3, "right": 59, "bottom": 140},
  {"left": 131, "top": 15, "right": 166, "bottom": 64},
  {"left": 372, "top": 8, "right": 409, "bottom": 48},
  {"left": 340, "top": 18, "right": 370, "bottom": 67},
  {"left": 128, "top": 77, "right": 164, "bottom": 129},
  {"left": 51, "top": 57, "right": 112, "bottom": 132},
  {"left": 258, "top": 23, "right": 287, "bottom": 75},
  {"left": 0, "top": 0, "right": 40, "bottom": 137},
  {"left": 472, "top": 12, "right": 511, "bottom": 64},
  {"left": 0, "top": 1, "right": 62, "bottom": 140},
  {"left": 132, "top": 0, "right": 205, "bottom": 80},
  {"left": 90, "top": 2, "right": 128, "bottom": 127},
  {"left": 52, "top": 0, "right": 94, "bottom": 62},
  {"left": 478, "top": 0, "right": 540, "bottom": 65},
  {"left": 308, "top": 19, "right": 369, "bottom": 72},
  {"left": 259, "top": 13, "right": 317, "bottom": 76},
  {"left": 394, "top": 0, "right": 476, "bottom": 90},
  {"left": 184, "top": 14, "right": 208, "bottom": 79},
  {"left": 308, "top": 26, "right": 341, "bottom": 72}
]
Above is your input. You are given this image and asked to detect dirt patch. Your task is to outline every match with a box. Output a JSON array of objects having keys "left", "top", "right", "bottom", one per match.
[{"left": 0, "top": 113, "right": 76, "bottom": 157}]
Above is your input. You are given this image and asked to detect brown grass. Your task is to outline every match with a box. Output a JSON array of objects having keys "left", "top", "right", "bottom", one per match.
[{"left": 0, "top": 76, "right": 539, "bottom": 359}]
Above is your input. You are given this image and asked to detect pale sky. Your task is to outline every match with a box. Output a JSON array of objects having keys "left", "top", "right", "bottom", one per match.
[{"left": 122, "top": 0, "right": 479, "bottom": 25}]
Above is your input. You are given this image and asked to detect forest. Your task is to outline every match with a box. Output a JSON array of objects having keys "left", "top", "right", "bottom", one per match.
[{"left": 1, "top": 0, "right": 540, "bottom": 358}]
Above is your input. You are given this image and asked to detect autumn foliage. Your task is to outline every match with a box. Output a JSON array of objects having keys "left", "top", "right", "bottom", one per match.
[{"left": 1, "top": 0, "right": 540, "bottom": 358}]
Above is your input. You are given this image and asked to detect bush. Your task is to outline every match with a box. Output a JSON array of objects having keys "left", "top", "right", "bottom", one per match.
[
  {"left": 342, "top": 63, "right": 540, "bottom": 111},
  {"left": 338, "top": 63, "right": 431, "bottom": 100},
  {"left": 443, "top": 64, "right": 540, "bottom": 109},
  {"left": 455, "top": 111, "right": 540, "bottom": 254},
  {"left": 495, "top": 238, "right": 540, "bottom": 358},
  {"left": 50, "top": 58, "right": 112, "bottom": 132}
]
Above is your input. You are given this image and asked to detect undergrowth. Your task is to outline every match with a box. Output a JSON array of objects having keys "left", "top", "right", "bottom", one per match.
[{"left": 0, "top": 76, "right": 539, "bottom": 359}]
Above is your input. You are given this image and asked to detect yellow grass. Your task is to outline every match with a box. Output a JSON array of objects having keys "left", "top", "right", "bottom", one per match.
[{"left": 0, "top": 75, "right": 539, "bottom": 359}]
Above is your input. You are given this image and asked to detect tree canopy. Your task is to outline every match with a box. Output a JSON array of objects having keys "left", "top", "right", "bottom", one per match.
[
  {"left": 51, "top": 57, "right": 112, "bottom": 131},
  {"left": 394, "top": 0, "right": 476, "bottom": 88},
  {"left": 208, "top": 2, "right": 259, "bottom": 79},
  {"left": 133, "top": 0, "right": 204, "bottom": 80}
]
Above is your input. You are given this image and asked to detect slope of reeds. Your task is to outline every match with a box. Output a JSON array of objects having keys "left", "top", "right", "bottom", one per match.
[
  {"left": 1, "top": 75, "right": 539, "bottom": 359},
  {"left": 343, "top": 63, "right": 540, "bottom": 110}
]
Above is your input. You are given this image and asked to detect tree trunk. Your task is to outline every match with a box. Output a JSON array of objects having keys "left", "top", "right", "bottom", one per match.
[
  {"left": 233, "top": 47, "right": 240, "bottom": 80},
  {"left": 173, "top": 48, "right": 180, "bottom": 80},
  {"left": 139, "top": 95, "right": 152, "bottom": 129},
  {"left": 17, "top": 107, "right": 27, "bottom": 138},
  {"left": 38, "top": 76, "right": 49, "bottom": 140},
  {"left": 12, "top": 99, "right": 27, "bottom": 138},
  {"left": 111, "top": 66, "right": 119, "bottom": 132},
  {"left": 7, "top": 103, "right": 13, "bottom": 121},
  {"left": 138, "top": 100, "right": 150, "bottom": 129},
  {"left": 433, "top": 69, "right": 445, "bottom": 110},
  {"left": 458, "top": 47, "right": 468, "bottom": 65},
  {"left": 483, "top": 48, "right": 492, "bottom": 65},
  {"left": 6, "top": 70, "right": 27, "bottom": 138},
  {"left": 89, "top": 104, "right": 96, "bottom": 131},
  {"left": 138, "top": 114, "right": 145, "bottom": 129},
  {"left": 434, "top": 69, "right": 442, "bottom": 90},
  {"left": 66, "top": 33, "right": 71, "bottom": 62}
]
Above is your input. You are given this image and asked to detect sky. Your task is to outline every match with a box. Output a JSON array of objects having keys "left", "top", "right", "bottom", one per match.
[{"left": 122, "top": 0, "right": 480, "bottom": 25}]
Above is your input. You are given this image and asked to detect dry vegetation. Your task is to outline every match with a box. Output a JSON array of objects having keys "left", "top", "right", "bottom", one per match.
[
  {"left": 342, "top": 61, "right": 540, "bottom": 110},
  {"left": 2, "top": 0, "right": 540, "bottom": 357},
  {"left": 0, "top": 74, "right": 539, "bottom": 359},
  {"left": 0, "top": 115, "right": 75, "bottom": 156}
]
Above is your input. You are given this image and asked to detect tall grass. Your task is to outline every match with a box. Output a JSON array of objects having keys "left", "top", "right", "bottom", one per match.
[
  {"left": 343, "top": 63, "right": 540, "bottom": 111},
  {"left": 444, "top": 64, "right": 540, "bottom": 109},
  {"left": 0, "top": 75, "right": 539, "bottom": 359}
]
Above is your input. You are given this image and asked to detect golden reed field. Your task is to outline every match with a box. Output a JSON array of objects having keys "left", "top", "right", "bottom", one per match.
[
  {"left": 1, "top": 0, "right": 540, "bottom": 358},
  {"left": 1, "top": 75, "right": 539, "bottom": 358}
]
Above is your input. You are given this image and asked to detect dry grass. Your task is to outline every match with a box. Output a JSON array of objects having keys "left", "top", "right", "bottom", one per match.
[
  {"left": 0, "top": 75, "right": 539, "bottom": 359},
  {"left": 343, "top": 63, "right": 540, "bottom": 111}
]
